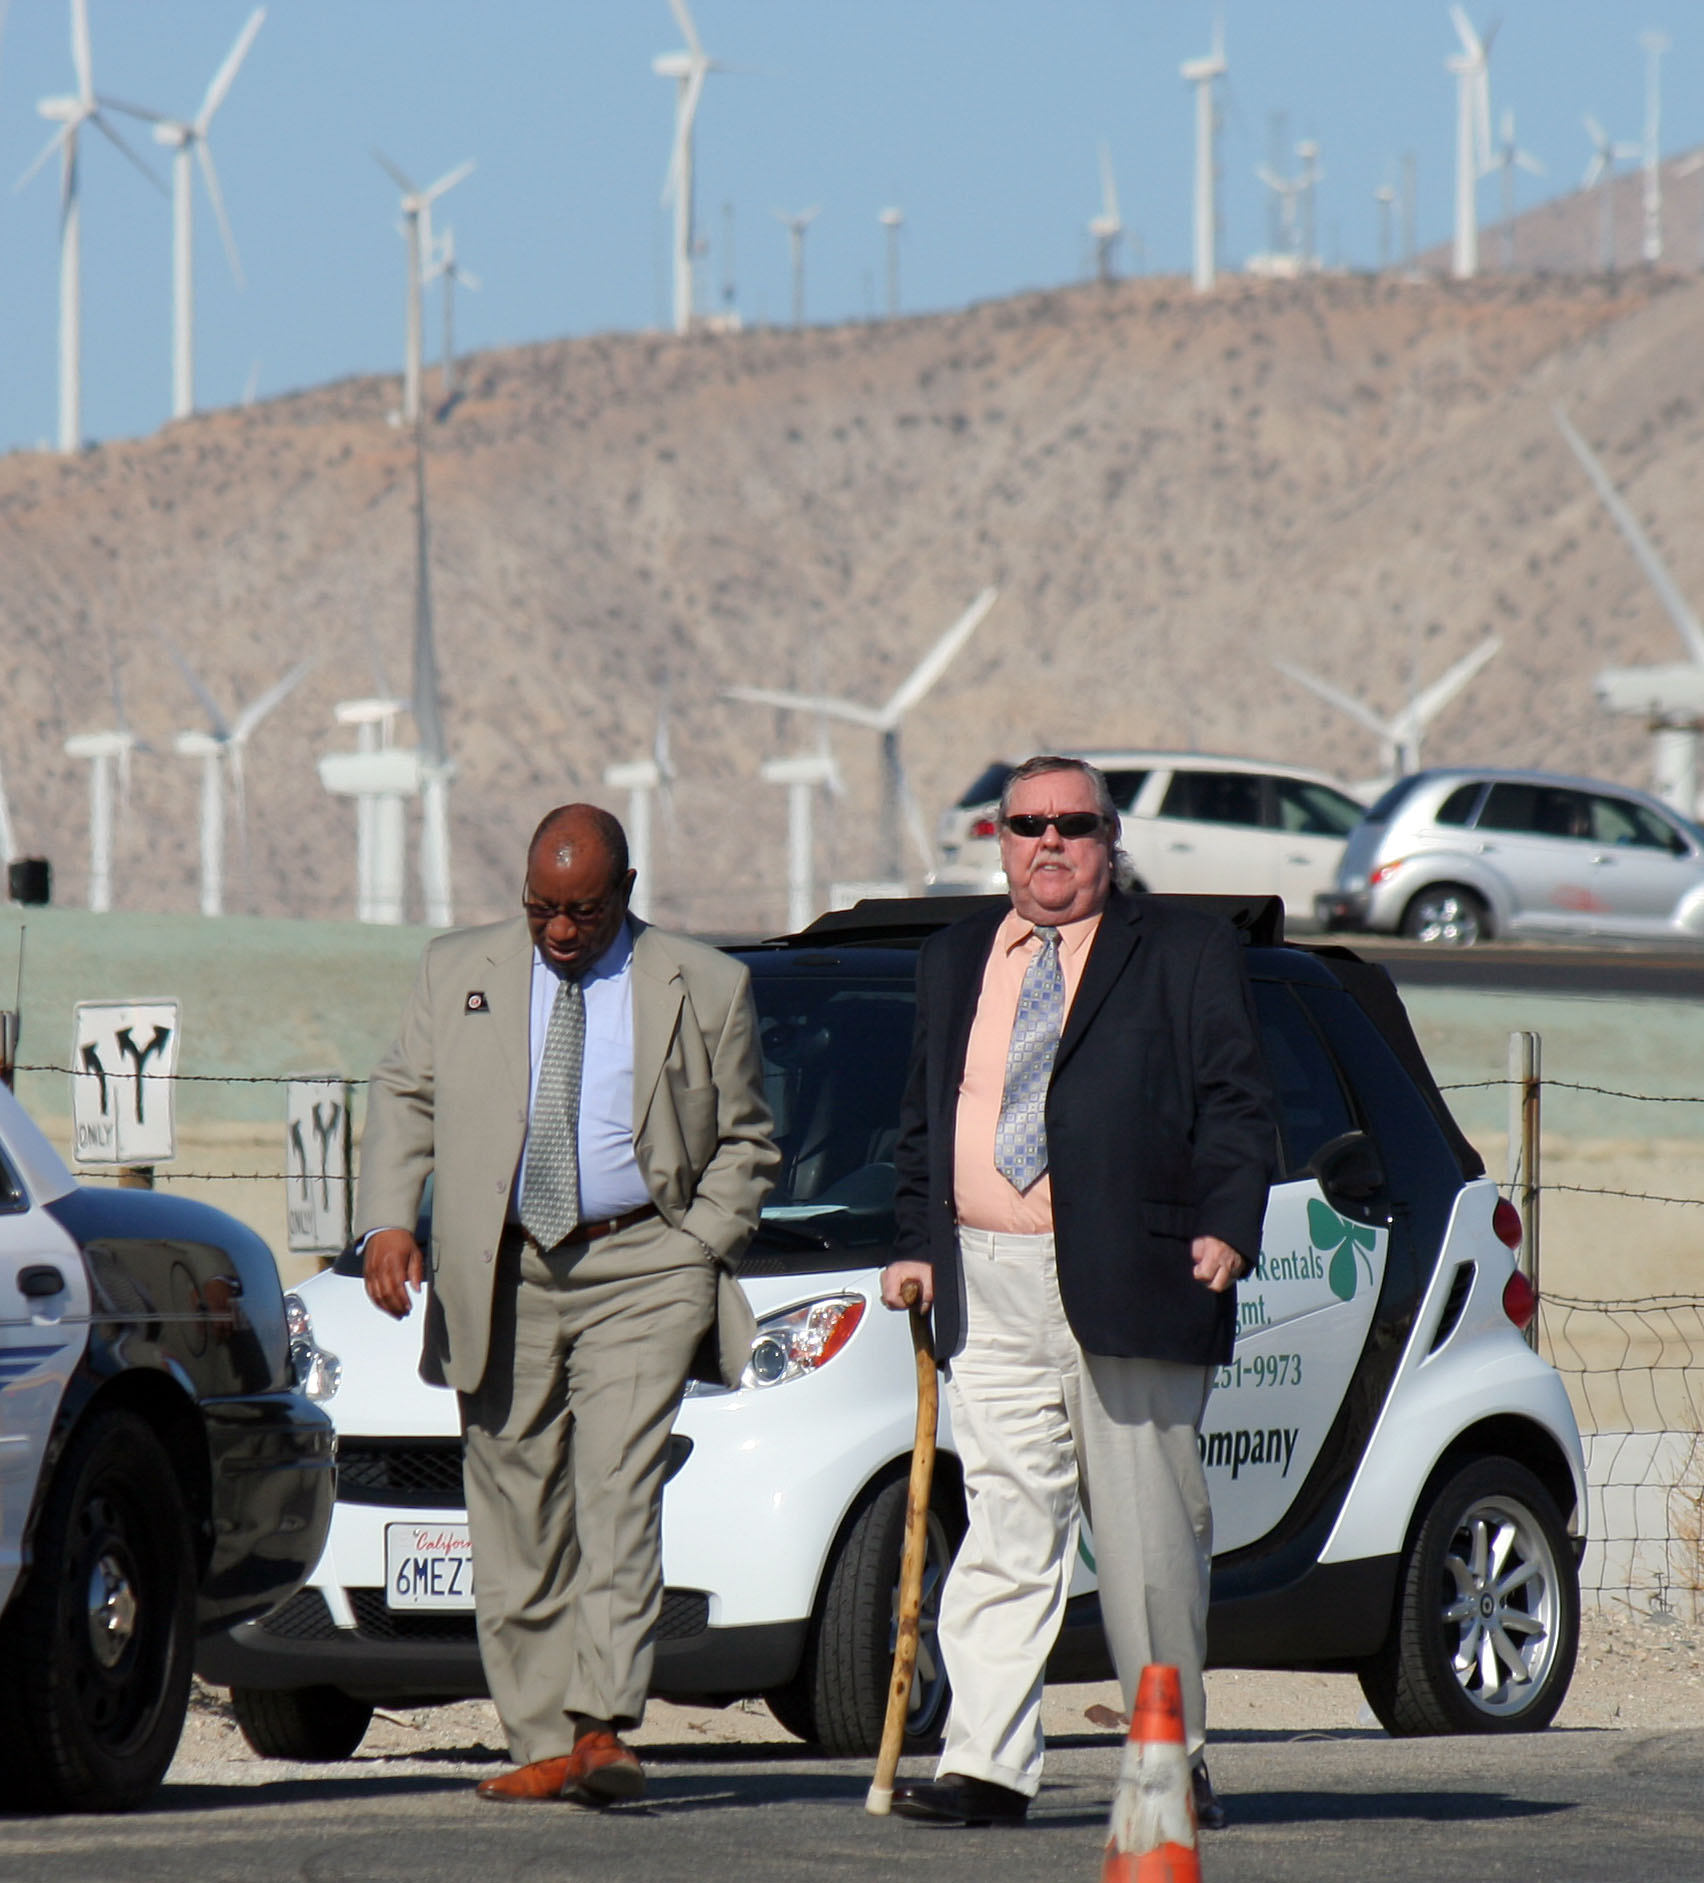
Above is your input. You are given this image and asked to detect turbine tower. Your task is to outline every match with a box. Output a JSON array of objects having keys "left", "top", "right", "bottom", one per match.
[
  {"left": 723, "top": 587, "right": 999, "bottom": 883},
  {"left": 1088, "top": 142, "right": 1122, "bottom": 282},
  {"left": 879, "top": 205, "right": 903, "bottom": 315},
  {"left": 18, "top": 0, "right": 162, "bottom": 453},
  {"left": 317, "top": 698, "right": 415, "bottom": 924},
  {"left": 424, "top": 224, "right": 480, "bottom": 404},
  {"left": 1583, "top": 115, "right": 1641, "bottom": 271},
  {"left": 762, "top": 751, "right": 841, "bottom": 932},
  {"left": 1272, "top": 639, "right": 1502, "bottom": 782},
  {"left": 603, "top": 696, "right": 676, "bottom": 924},
  {"left": 655, "top": 0, "right": 721, "bottom": 337},
  {"left": 1490, "top": 108, "right": 1544, "bottom": 269},
  {"left": 774, "top": 205, "right": 820, "bottom": 327},
  {"left": 1555, "top": 405, "right": 1704, "bottom": 815},
  {"left": 1641, "top": 31, "right": 1668, "bottom": 264},
  {"left": 1181, "top": 16, "right": 1226, "bottom": 293},
  {"left": 1446, "top": 6, "right": 1494, "bottom": 280},
  {"left": 63, "top": 731, "right": 133, "bottom": 913},
  {"left": 1374, "top": 181, "right": 1397, "bottom": 270},
  {"left": 107, "top": 7, "right": 265, "bottom": 421},
  {"left": 373, "top": 151, "right": 474, "bottom": 427},
  {"left": 1296, "top": 140, "right": 1322, "bottom": 270}
]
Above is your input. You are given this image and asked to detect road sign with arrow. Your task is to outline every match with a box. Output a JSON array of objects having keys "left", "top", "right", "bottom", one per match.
[
  {"left": 70, "top": 1000, "right": 181, "bottom": 1166},
  {"left": 286, "top": 1077, "right": 352, "bottom": 1254}
]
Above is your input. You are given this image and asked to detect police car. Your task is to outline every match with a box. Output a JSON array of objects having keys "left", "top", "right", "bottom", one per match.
[
  {"left": 202, "top": 897, "right": 1585, "bottom": 1757},
  {"left": 0, "top": 1082, "right": 335, "bottom": 1813}
]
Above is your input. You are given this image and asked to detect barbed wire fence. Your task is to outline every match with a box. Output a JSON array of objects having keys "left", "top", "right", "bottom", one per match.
[{"left": 17, "top": 1055, "right": 1704, "bottom": 1614}]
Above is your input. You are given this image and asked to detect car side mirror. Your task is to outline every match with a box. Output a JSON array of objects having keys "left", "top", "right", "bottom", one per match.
[{"left": 1307, "top": 1131, "right": 1387, "bottom": 1210}]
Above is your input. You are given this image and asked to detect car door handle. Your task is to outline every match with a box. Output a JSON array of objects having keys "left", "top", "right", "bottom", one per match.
[
  {"left": 1474, "top": 842, "right": 1495, "bottom": 854},
  {"left": 1588, "top": 854, "right": 1614, "bottom": 866},
  {"left": 19, "top": 1265, "right": 65, "bottom": 1299},
  {"left": 1168, "top": 842, "right": 1193, "bottom": 852},
  {"left": 1286, "top": 854, "right": 1310, "bottom": 865}
]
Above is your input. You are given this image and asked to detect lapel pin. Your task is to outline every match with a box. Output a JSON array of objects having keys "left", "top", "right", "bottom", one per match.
[{"left": 465, "top": 991, "right": 489, "bottom": 1013}]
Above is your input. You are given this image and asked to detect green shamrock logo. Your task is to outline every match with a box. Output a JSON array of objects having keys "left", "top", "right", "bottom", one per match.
[{"left": 1307, "top": 1198, "right": 1377, "bottom": 1304}]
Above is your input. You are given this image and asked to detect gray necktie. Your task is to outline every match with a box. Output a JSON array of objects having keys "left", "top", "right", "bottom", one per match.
[
  {"left": 520, "top": 975, "right": 584, "bottom": 1249},
  {"left": 995, "top": 926, "right": 1064, "bottom": 1192}
]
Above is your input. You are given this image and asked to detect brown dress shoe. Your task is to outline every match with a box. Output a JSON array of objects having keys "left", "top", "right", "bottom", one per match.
[
  {"left": 476, "top": 1755, "right": 576, "bottom": 1802},
  {"left": 560, "top": 1729, "right": 645, "bottom": 1808}
]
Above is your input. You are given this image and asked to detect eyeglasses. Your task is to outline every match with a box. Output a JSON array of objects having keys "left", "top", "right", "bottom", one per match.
[
  {"left": 521, "top": 890, "right": 620, "bottom": 927},
  {"left": 1002, "top": 812, "right": 1107, "bottom": 839}
]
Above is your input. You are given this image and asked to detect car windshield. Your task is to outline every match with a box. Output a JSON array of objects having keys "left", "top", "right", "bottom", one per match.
[
  {"left": 956, "top": 762, "right": 1014, "bottom": 808},
  {"left": 752, "top": 973, "right": 915, "bottom": 1250}
]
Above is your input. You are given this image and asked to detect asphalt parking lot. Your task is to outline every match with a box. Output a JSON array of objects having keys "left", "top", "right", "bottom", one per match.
[{"left": 4, "top": 1724, "right": 1704, "bottom": 1883}]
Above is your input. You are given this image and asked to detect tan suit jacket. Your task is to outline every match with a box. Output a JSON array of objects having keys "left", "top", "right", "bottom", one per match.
[{"left": 356, "top": 915, "right": 777, "bottom": 1394}]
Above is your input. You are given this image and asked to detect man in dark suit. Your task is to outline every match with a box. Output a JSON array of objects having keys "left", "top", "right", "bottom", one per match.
[{"left": 880, "top": 755, "right": 1274, "bottom": 1829}]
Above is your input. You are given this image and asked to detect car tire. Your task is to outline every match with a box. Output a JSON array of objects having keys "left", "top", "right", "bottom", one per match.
[
  {"left": 0, "top": 1410, "right": 196, "bottom": 1813},
  {"left": 1358, "top": 1456, "right": 1579, "bottom": 1738},
  {"left": 1399, "top": 884, "right": 1490, "bottom": 946},
  {"left": 230, "top": 1685, "right": 374, "bottom": 1761},
  {"left": 764, "top": 1474, "right": 960, "bottom": 1757}
]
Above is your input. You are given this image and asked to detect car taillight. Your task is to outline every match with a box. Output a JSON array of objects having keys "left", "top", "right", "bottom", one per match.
[
  {"left": 1369, "top": 859, "right": 1406, "bottom": 887},
  {"left": 1502, "top": 1269, "right": 1537, "bottom": 1333},
  {"left": 968, "top": 817, "right": 998, "bottom": 839},
  {"left": 1492, "top": 1197, "right": 1522, "bottom": 1249}
]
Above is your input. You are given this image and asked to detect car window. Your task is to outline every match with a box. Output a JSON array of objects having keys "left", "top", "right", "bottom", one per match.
[
  {"left": 1251, "top": 981, "right": 1356, "bottom": 1176},
  {"left": 1157, "top": 770, "right": 1264, "bottom": 828},
  {"left": 1364, "top": 774, "right": 1428, "bottom": 823},
  {"left": 1100, "top": 769, "right": 1150, "bottom": 811},
  {"left": 754, "top": 975, "right": 915, "bottom": 1246},
  {"left": 956, "top": 762, "right": 1013, "bottom": 808},
  {"left": 1434, "top": 782, "right": 1483, "bottom": 826},
  {"left": 0, "top": 1148, "right": 22, "bottom": 1213},
  {"left": 1589, "top": 793, "right": 1687, "bottom": 854},
  {"left": 1477, "top": 782, "right": 1592, "bottom": 840},
  {"left": 1272, "top": 778, "right": 1363, "bottom": 837}
]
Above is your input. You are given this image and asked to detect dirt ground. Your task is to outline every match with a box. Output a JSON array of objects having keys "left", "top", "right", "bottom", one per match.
[{"left": 171, "top": 1605, "right": 1704, "bottom": 1788}]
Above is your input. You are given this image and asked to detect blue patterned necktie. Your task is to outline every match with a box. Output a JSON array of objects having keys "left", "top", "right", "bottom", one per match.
[
  {"left": 520, "top": 975, "right": 584, "bottom": 1249},
  {"left": 995, "top": 926, "right": 1064, "bottom": 1192}
]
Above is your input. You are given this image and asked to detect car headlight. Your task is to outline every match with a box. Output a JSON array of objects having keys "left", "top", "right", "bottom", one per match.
[
  {"left": 285, "top": 1291, "right": 342, "bottom": 1401},
  {"left": 741, "top": 1294, "right": 866, "bottom": 1390}
]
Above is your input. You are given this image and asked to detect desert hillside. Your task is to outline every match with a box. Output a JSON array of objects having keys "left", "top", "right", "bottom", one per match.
[{"left": 4, "top": 261, "right": 1702, "bottom": 933}]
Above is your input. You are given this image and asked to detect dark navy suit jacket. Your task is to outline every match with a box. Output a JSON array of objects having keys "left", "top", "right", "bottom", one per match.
[{"left": 893, "top": 892, "right": 1277, "bottom": 1367}]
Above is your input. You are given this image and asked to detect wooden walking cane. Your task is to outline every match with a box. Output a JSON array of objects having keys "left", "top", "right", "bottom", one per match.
[{"left": 865, "top": 1278, "right": 939, "bottom": 1815}]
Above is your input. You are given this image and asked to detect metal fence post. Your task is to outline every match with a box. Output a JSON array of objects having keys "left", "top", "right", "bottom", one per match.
[{"left": 1507, "top": 1029, "right": 1541, "bottom": 1349}]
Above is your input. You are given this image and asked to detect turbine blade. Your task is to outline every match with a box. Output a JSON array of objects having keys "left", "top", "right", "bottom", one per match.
[
  {"left": 1402, "top": 638, "right": 1502, "bottom": 733},
  {"left": 90, "top": 109, "right": 166, "bottom": 192},
  {"left": 1098, "top": 139, "right": 1119, "bottom": 223},
  {"left": 372, "top": 146, "right": 415, "bottom": 195},
  {"left": 881, "top": 586, "right": 999, "bottom": 725},
  {"left": 231, "top": 657, "right": 315, "bottom": 744},
  {"left": 197, "top": 140, "right": 244, "bottom": 286},
  {"left": 197, "top": 6, "right": 264, "bottom": 132},
  {"left": 71, "top": 0, "right": 92, "bottom": 103},
  {"left": 1554, "top": 405, "right": 1704, "bottom": 666},
  {"left": 1449, "top": 4, "right": 1480, "bottom": 60},
  {"left": 722, "top": 685, "right": 889, "bottom": 730},
  {"left": 1271, "top": 659, "right": 1392, "bottom": 742},
  {"left": 668, "top": 0, "right": 703, "bottom": 60},
  {"left": 97, "top": 93, "right": 166, "bottom": 123},
  {"left": 1583, "top": 113, "right": 1606, "bottom": 149},
  {"left": 165, "top": 643, "right": 231, "bottom": 738},
  {"left": 14, "top": 122, "right": 69, "bottom": 194},
  {"left": 421, "top": 158, "right": 474, "bottom": 206},
  {"left": 1517, "top": 150, "right": 1545, "bottom": 177}
]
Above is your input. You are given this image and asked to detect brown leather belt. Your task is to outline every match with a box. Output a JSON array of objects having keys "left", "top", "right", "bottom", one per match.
[{"left": 521, "top": 1203, "right": 659, "bottom": 1253}]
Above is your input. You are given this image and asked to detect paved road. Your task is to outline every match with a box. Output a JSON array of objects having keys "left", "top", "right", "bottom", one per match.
[
  {"left": 1354, "top": 938, "right": 1704, "bottom": 1000},
  {"left": 5, "top": 1725, "right": 1703, "bottom": 1882}
]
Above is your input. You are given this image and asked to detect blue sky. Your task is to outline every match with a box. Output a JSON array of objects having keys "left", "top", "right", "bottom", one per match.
[{"left": 0, "top": 2, "right": 1695, "bottom": 457}]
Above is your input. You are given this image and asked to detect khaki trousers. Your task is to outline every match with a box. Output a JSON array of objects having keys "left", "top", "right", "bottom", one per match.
[
  {"left": 937, "top": 1226, "right": 1214, "bottom": 1795},
  {"left": 459, "top": 1217, "right": 715, "bottom": 1763}
]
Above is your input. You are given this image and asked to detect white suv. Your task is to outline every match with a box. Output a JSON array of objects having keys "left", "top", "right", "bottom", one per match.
[{"left": 929, "top": 753, "right": 1365, "bottom": 930}]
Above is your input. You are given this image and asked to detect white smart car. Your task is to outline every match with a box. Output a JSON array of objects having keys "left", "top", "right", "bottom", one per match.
[{"left": 201, "top": 896, "right": 1586, "bottom": 1757}]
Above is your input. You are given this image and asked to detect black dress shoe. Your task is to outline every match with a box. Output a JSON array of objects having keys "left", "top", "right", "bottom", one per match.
[
  {"left": 890, "top": 1775, "right": 1030, "bottom": 1826},
  {"left": 1191, "top": 1759, "right": 1227, "bottom": 1832}
]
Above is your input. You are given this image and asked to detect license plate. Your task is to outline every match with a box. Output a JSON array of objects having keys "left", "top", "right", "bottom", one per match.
[{"left": 384, "top": 1523, "right": 476, "bottom": 1610}]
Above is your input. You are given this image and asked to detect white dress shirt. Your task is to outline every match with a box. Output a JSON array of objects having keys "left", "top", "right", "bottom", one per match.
[{"left": 511, "top": 920, "right": 653, "bottom": 1224}]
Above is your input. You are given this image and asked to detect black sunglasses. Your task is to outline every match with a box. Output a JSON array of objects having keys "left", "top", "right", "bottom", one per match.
[{"left": 1002, "top": 812, "right": 1107, "bottom": 839}]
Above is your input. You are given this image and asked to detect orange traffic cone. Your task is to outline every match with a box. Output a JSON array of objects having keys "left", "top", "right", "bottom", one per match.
[{"left": 1100, "top": 1664, "right": 1201, "bottom": 1883}]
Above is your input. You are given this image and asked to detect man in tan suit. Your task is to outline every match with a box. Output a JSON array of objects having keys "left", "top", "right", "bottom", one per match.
[{"left": 359, "top": 803, "right": 777, "bottom": 1806}]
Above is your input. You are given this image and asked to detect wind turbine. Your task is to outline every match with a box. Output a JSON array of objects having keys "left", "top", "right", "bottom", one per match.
[
  {"left": 1446, "top": 6, "right": 1494, "bottom": 280},
  {"left": 603, "top": 695, "right": 676, "bottom": 924},
  {"left": 1272, "top": 638, "right": 1502, "bottom": 784},
  {"left": 317, "top": 698, "right": 414, "bottom": 924},
  {"left": 655, "top": 0, "right": 723, "bottom": 337},
  {"left": 373, "top": 151, "right": 474, "bottom": 426},
  {"left": 1490, "top": 108, "right": 1544, "bottom": 269},
  {"left": 1295, "top": 140, "right": 1322, "bottom": 270},
  {"left": 878, "top": 205, "right": 903, "bottom": 314},
  {"left": 63, "top": 637, "right": 139, "bottom": 913},
  {"left": 1641, "top": 31, "right": 1669, "bottom": 264},
  {"left": 1255, "top": 159, "right": 1301, "bottom": 263},
  {"left": 169, "top": 651, "right": 313, "bottom": 917},
  {"left": 723, "top": 586, "right": 1000, "bottom": 883},
  {"left": 424, "top": 223, "right": 479, "bottom": 404},
  {"left": 1583, "top": 115, "right": 1641, "bottom": 271},
  {"left": 1374, "top": 180, "right": 1397, "bottom": 269},
  {"left": 762, "top": 749, "right": 842, "bottom": 932},
  {"left": 1180, "top": 14, "right": 1226, "bottom": 294},
  {"left": 16, "top": 0, "right": 162, "bottom": 453},
  {"left": 774, "top": 205, "right": 820, "bottom": 326},
  {"left": 1554, "top": 405, "right": 1704, "bottom": 816},
  {"left": 1089, "top": 142, "right": 1122, "bottom": 282},
  {"left": 106, "top": 7, "right": 265, "bottom": 421}
]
